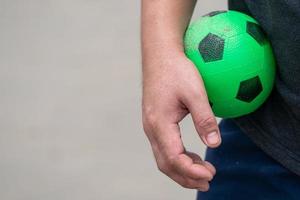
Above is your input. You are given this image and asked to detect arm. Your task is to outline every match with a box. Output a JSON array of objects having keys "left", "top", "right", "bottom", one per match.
[{"left": 141, "top": 0, "right": 221, "bottom": 191}]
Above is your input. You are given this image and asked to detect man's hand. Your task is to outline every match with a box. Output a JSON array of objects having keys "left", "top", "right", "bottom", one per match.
[
  {"left": 141, "top": 0, "right": 221, "bottom": 191},
  {"left": 142, "top": 52, "right": 221, "bottom": 191}
]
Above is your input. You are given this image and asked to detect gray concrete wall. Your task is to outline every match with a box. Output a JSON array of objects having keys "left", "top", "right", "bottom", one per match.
[{"left": 0, "top": 1, "right": 226, "bottom": 199}]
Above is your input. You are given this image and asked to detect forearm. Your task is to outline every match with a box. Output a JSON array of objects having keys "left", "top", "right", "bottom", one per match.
[{"left": 141, "top": 0, "right": 197, "bottom": 62}]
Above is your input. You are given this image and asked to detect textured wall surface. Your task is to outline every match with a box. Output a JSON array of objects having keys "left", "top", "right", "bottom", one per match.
[{"left": 0, "top": 1, "right": 226, "bottom": 199}]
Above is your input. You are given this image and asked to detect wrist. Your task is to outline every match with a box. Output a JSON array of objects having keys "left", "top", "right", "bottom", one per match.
[{"left": 142, "top": 42, "right": 186, "bottom": 65}]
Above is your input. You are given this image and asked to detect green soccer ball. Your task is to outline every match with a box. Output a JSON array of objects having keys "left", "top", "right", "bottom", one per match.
[{"left": 184, "top": 10, "right": 276, "bottom": 118}]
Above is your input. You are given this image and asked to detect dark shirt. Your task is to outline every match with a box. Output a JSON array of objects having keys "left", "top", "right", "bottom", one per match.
[{"left": 228, "top": 0, "right": 300, "bottom": 175}]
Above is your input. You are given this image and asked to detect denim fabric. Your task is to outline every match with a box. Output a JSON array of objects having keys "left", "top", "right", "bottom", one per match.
[{"left": 197, "top": 119, "right": 300, "bottom": 200}]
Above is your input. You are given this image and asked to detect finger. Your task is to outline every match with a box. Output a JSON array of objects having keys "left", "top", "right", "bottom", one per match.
[
  {"left": 185, "top": 151, "right": 203, "bottom": 164},
  {"left": 186, "top": 151, "right": 216, "bottom": 176},
  {"left": 182, "top": 89, "right": 221, "bottom": 148},
  {"left": 152, "top": 123, "right": 186, "bottom": 164},
  {"left": 184, "top": 179, "right": 210, "bottom": 191},
  {"left": 152, "top": 123, "right": 214, "bottom": 181},
  {"left": 146, "top": 122, "right": 190, "bottom": 174},
  {"left": 171, "top": 173, "right": 210, "bottom": 191},
  {"left": 143, "top": 106, "right": 213, "bottom": 186},
  {"left": 203, "top": 161, "right": 216, "bottom": 176},
  {"left": 172, "top": 154, "right": 214, "bottom": 181},
  {"left": 197, "top": 184, "right": 210, "bottom": 192}
]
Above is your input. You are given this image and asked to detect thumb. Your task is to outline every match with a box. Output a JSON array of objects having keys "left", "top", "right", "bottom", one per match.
[{"left": 184, "top": 94, "right": 221, "bottom": 148}]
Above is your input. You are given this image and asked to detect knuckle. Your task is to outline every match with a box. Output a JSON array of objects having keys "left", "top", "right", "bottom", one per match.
[
  {"left": 157, "top": 163, "right": 169, "bottom": 174},
  {"left": 165, "top": 155, "right": 178, "bottom": 169},
  {"left": 179, "top": 181, "right": 192, "bottom": 189},
  {"left": 158, "top": 156, "right": 178, "bottom": 174},
  {"left": 142, "top": 106, "right": 159, "bottom": 133},
  {"left": 186, "top": 86, "right": 204, "bottom": 101},
  {"left": 157, "top": 156, "right": 174, "bottom": 174},
  {"left": 180, "top": 179, "right": 196, "bottom": 189},
  {"left": 196, "top": 116, "right": 216, "bottom": 130}
]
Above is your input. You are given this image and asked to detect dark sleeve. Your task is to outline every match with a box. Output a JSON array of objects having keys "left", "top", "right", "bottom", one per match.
[{"left": 228, "top": 0, "right": 251, "bottom": 15}]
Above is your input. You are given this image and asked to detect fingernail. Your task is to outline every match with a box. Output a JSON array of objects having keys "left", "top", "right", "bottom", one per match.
[{"left": 206, "top": 131, "right": 219, "bottom": 145}]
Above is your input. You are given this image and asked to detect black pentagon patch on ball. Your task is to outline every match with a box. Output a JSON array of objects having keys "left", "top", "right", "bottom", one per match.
[
  {"left": 236, "top": 76, "right": 263, "bottom": 103},
  {"left": 246, "top": 22, "right": 267, "bottom": 45},
  {"left": 198, "top": 33, "right": 225, "bottom": 62},
  {"left": 209, "top": 100, "right": 213, "bottom": 108},
  {"left": 203, "top": 10, "right": 227, "bottom": 17}
]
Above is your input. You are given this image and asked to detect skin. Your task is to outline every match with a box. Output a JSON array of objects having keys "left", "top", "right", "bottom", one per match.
[{"left": 141, "top": 0, "right": 222, "bottom": 192}]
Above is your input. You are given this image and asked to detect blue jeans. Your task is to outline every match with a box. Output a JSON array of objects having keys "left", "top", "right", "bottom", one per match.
[{"left": 197, "top": 119, "right": 300, "bottom": 200}]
